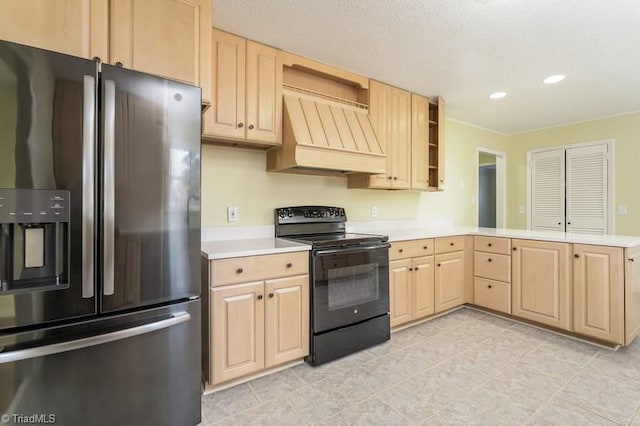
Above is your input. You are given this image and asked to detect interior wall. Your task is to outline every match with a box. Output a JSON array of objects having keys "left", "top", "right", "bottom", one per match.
[
  {"left": 478, "top": 165, "right": 496, "bottom": 227},
  {"left": 201, "top": 118, "right": 509, "bottom": 227},
  {"left": 506, "top": 111, "right": 640, "bottom": 234}
]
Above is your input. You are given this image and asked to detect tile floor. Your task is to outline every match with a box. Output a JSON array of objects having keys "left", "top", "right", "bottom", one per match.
[{"left": 201, "top": 308, "right": 640, "bottom": 425}]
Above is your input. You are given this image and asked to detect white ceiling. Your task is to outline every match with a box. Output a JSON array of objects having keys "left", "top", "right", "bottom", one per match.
[{"left": 213, "top": 0, "right": 640, "bottom": 134}]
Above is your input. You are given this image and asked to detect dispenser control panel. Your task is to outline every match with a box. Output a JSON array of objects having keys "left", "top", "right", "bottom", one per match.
[{"left": 0, "top": 189, "right": 71, "bottom": 223}]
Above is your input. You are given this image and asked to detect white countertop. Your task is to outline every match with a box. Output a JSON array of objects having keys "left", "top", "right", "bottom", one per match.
[
  {"left": 201, "top": 238, "right": 311, "bottom": 260},
  {"left": 353, "top": 225, "right": 640, "bottom": 248}
]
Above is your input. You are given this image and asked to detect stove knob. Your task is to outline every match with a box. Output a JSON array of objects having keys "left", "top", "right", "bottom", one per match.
[
  {"left": 278, "top": 211, "right": 286, "bottom": 218},
  {"left": 287, "top": 210, "right": 293, "bottom": 218}
]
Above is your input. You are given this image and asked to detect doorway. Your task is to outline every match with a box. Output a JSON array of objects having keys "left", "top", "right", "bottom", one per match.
[{"left": 476, "top": 148, "right": 506, "bottom": 228}]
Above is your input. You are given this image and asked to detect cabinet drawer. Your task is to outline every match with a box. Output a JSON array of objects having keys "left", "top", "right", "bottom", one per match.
[
  {"left": 389, "top": 239, "right": 434, "bottom": 260},
  {"left": 474, "top": 252, "right": 511, "bottom": 282},
  {"left": 474, "top": 278, "right": 511, "bottom": 314},
  {"left": 211, "top": 251, "right": 308, "bottom": 286},
  {"left": 474, "top": 236, "right": 511, "bottom": 255},
  {"left": 435, "top": 236, "right": 466, "bottom": 254}
]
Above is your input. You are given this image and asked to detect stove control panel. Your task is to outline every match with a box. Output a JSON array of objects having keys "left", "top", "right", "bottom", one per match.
[{"left": 275, "top": 206, "right": 346, "bottom": 224}]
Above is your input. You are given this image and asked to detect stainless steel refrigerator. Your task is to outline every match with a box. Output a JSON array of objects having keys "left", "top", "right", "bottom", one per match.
[{"left": 0, "top": 40, "right": 201, "bottom": 425}]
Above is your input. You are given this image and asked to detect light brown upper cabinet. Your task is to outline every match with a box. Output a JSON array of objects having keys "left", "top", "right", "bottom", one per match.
[
  {"left": 511, "top": 239, "right": 571, "bottom": 330},
  {"left": 203, "top": 29, "right": 282, "bottom": 146},
  {"left": 110, "top": 0, "right": 212, "bottom": 102},
  {"left": 348, "top": 81, "right": 411, "bottom": 189},
  {"left": 0, "top": 0, "right": 109, "bottom": 60},
  {"left": 0, "top": 0, "right": 211, "bottom": 103},
  {"left": 412, "top": 94, "right": 446, "bottom": 191},
  {"left": 428, "top": 97, "right": 446, "bottom": 190}
]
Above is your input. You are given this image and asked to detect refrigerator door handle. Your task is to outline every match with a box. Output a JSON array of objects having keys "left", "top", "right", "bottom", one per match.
[
  {"left": 103, "top": 79, "right": 116, "bottom": 296},
  {"left": 0, "top": 312, "right": 191, "bottom": 364},
  {"left": 82, "top": 75, "right": 96, "bottom": 299}
]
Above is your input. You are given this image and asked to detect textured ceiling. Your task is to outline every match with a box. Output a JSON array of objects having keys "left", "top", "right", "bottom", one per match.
[{"left": 213, "top": 0, "right": 640, "bottom": 134}]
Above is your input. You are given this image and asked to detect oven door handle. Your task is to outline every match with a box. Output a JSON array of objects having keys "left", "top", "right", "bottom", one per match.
[{"left": 314, "top": 243, "right": 390, "bottom": 256}]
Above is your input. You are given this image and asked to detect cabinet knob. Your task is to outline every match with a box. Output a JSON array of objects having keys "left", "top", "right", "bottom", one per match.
[
  {"left": 399, "top": 248, "right": 404, "bottom": 253},
  {"left": 415, "top": 266, "right": 419, "bottom": 270},
  {"left": 513, "top": 247, "right": 517, "bottom": 251},
  {"left": 630, "top": 258, "right": 635, "bottom": 262},
  {"left": 115, "top": 61, "right": 124, "bottom": 67},
  {"left": 257, "top": 294, "right": 263, "bottom": 300},
  {"left": 388, "top": 176, "right": 393, "bottom": 180},
  {"left": 286, "top": 262, "right": 292, "bottom": 268},
  {"left": 488, "top": 243, "right": 492, "bottom": 247},
  {"left": 236, "top": 268, "right": 243, "bottom": 274},
  {"left": 268, "top": 293, "right": 274, "bottom": 298},
  {"left": 437, "top": 263, "right": 441, "bottom": 267},
  {"left": 450, "top": 242, "right": 454, "bottom": 246},
  {"left": 248, "top": 124, "right": 255, "bottom": 130},
  {"left": 488, "top": 285, "right": 492, "bottom": 289},
  {"left": 488, "top": 258, "right": 492, "bottom": 262},
  {"left": 237, "top": 122, "right": 244, "bottom": 128},
  {"left": 409, "top": 267, "right": 413, "bottom": 271},
  {"left": 558, "top": 222, "right": 562, "bottom": 225},
  {"left": 574, "top": 254, "right": 580, "bottom": 258},
  {"left": 423, "top": 246, "right": 428, "bottom": 250},
  {"left": 393, "top": 177, "right": 398, "bottom": 180}
]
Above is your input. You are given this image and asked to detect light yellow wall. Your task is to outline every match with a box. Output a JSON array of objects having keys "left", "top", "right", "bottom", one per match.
[
  {"left": 201, "top": 118, "right": 508, "bottom": 227},
  {"left": 506, "top": 112, "right": 640, "bottom": 234},
  {"left": 479, "top": 153, "right": 496, "bottom": 166}
]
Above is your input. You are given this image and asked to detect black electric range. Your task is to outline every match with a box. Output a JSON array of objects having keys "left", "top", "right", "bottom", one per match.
[{"left": 275, "top": 206, "right": 390, "bottom": 365}]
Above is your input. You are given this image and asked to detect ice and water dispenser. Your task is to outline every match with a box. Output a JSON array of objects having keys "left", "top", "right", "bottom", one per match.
[{"left": 0, "top": 189, "right": 70, "bottom": 292}]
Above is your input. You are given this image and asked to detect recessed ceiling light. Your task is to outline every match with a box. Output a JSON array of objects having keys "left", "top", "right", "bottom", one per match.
[
  {"left": 489, "top": 92, "right": 507, "bottom": 100},
  {"left": 543, "top": 74, "right": 565, "bottom": 84}
]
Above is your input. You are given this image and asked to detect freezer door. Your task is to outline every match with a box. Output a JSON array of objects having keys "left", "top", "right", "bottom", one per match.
[
  {"left": 99, "top": 65, "right": 201, "bottom": 313},
  {"left": 0, "top": 40, "right": 98, "bottom": 329},
  {"left": 0, "top": 299, "right": 201, "bottom": 426}
]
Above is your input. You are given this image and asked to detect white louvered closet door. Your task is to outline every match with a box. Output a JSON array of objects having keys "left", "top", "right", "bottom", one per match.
[
  {"left": 566, "top": 144, "right": 608, "bottom": 235},
  {"left": 531, "top": 148, "right": 565, "bottom": 231}
]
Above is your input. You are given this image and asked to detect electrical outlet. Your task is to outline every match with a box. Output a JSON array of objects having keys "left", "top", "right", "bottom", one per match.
[
  {"left": 227, "top": 206, "right": 239, "bottom": 222},
  {"left": 371, "top": 206, "right": 377, "bottom": 218},
  {"left": 618, "top": 204, "right": 628, "bottom": 215},
  {"left": 518, "top": 205, "right": 525, "bottom": 214}
]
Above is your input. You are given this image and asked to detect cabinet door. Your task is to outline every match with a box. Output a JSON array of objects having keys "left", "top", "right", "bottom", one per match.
[
  {"left": 367, "top": 80, "right": 392, "bottom": 188},
  {"left": 512, "top": 239, "right": 571, "bottom": 330},
  {"left": 411, "top": 94, "right": 430, "bottom": 190},
  {"left": 264, "top": 275, "right": 309, "bottom": 368},
  {"left": 245, "top": 41, "right": 282, "bottom": 145},
  {"left": 110, "top": 0, "right": 211, "bottom": 101},
  {"left": 0, "top": 0, "right": 108, "bottom": 60},
  {"left": 625, "top": 245, "right": 640, "bottom": 345},
  {"left": 390, "top": 87, "right": 412, "bottom": 189},
  {"left": 434, "top": 251, "right": 465, "bottom": 313},
  {"left": 204, "top": 29, "right": 246, "bottom": 139},
  {"left": 412, "top": 256, "right": 435, "bottom": 319},
  {"left": 211, "top": 282, "right": 264, "bottom": 385},
  {"left": 573, "top": 245, "right": 624, "bottom": 343},
  {"left": 390, "top": 259, "right": 412, "bottom": 327}
]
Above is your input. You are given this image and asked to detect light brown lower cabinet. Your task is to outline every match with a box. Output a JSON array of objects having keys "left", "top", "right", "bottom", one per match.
[
  {"left": 625, "top": 245, "right": 640, "bottom": 345},
  {"left": 434, "top": 251, "right": 465, "bottom": 313},
  {"left": 511, "top": 239, "right": 571, "bottom": 330},
  {"left": 211, "top": 274, "right": 309, "bottom": 386},
  {"left": 389, "top": 256, "right": 435, "bottom": 327},
  {"left": 573, "top": 244, "right": 624, "bottom": 344}
]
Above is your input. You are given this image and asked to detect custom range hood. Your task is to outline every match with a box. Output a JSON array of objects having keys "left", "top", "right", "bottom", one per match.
[{"left": 267, "top": 54, "right": 385, "bottom": 176}]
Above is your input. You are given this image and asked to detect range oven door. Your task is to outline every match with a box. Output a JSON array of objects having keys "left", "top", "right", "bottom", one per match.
[{"left": 311, "top": 243, "right": 389, "bottom": 333}]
